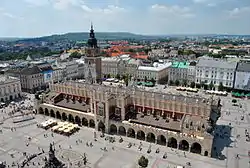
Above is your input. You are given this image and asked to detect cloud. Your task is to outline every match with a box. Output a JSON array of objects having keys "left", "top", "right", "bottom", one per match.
[
  {"left": 193, "top": 0, "right": 207, "bottom": 3},
  {"left": 0, "top": 8, "right": 23, "bottom": 20},
  {"left": 151, "top": 4, "right": 195, "bottom": 18},
  {"left": 53, "top": 0, "right": 84, "bottom": 10},
  {"left": 2, "top": 12, "right": 23, "bottom": 20},
  {"left": 79, "top": 4, "right": 125, "bottom": 15},
  {"left": 228, "top": 6, "right": 250, "bottom": 18},
  {"left": 23, "top": 0, "right": 49, "bottom": 6},
  {"left": 207, "top": 3, "right": 216, "bottom": 7}
]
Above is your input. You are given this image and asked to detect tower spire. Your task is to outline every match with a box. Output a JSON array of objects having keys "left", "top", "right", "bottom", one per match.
[
  {"left": 91, "top": 22, "right": 93, "bottom": 30},
  {"left": 87, "top": 22, "right": 97, "bottom": 48}
]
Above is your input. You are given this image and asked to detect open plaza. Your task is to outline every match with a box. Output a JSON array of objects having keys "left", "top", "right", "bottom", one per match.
[{"left": 0, "top": 89, "right": 249, "bottom": 168}]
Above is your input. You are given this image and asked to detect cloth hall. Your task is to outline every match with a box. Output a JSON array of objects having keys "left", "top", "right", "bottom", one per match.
[{"left": 35, "top": 25, "right": 220, "bottom": 157}]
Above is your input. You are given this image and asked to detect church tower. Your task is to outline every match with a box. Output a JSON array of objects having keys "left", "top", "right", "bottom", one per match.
[{"left": 84, "top": 23, "right": 102, "bottom": 84}]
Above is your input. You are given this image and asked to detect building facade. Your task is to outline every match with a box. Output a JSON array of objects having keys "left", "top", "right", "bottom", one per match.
[
  {"left": 101, "top": 57, "right": 120, "bottom": 76},
  {"left": 20, "top": 66, "right": 44, "bottom": 93},
  {"left": 52, "top": 67, "right": 64, "bottom": 83},
  {"left": 0, "top": 76, "right": 22, "bottom": 102},
  {"left": 102, "top": 56, "right": 170, "bottom": 84},
  {"left": 168, "top": 62, "right": 189, "bottom": 85},
  {"left": 65, "top": 62, "right": 79, "bottom": 80},
  {"left": 234, "top": 62, "right": 250, "bottom": 91},
  {"left": 195, "top": 59, "right": 237, "bottom": 89},
  {"left": 137, "top": 63, "right": 171, "bottom": 84},
  {"left": 36, "top": 81, "right": 219, "bottom": 157}
]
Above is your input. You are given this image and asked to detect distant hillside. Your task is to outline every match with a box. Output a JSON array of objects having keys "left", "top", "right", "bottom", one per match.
[
  {"left": 16, "top": 32, "right": 157, "bottom": 43},
  {"left": 0, "top": 38, "right": 23, "bottom": 41}
]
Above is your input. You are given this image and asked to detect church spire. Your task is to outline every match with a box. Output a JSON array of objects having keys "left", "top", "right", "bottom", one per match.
[
  {"left": 87, "top": 22, "right": 97, "bottom": 48},
  {"left": 91, "top": 22, "right": 93, "bottom": 31}
]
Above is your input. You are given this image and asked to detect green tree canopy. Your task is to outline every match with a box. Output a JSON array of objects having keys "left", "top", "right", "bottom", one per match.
[
  {"left": 70, "top": 51, "right": 81, "bottom": 59},
  {"left": 218, "top": 82, "right": 224, "bottom": 91},
  {"left": 175, "top": 80, "right": 180, "bottom": 86},
  {"left": 209, "top": 81, "right": 214, "bottom": 90},
  {"left": 138, "top": 156, "right": 149, "bottom": 168},
  {"left": 190, "top": 82, "right": 195, "bottom": 88}
]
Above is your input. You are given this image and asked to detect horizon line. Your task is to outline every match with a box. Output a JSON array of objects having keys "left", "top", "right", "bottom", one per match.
[{"left": 1, "top": 32, "right": 250, "bottom": 39}]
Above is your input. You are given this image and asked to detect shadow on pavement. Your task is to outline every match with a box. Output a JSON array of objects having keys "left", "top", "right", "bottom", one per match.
[{"left": 211, "top": 124, "right": 233, "bottom": 160}]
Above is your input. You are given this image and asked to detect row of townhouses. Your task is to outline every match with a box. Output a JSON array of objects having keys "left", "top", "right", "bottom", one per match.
[
  {"left": 101, "top": 55, "right": 250, "bottom": 91},
  {"left": 4, "top": 54, "right": 250, "bottom": 94},
  {"left": 5, "top": 60, "right": 85, "bottom": 93}
]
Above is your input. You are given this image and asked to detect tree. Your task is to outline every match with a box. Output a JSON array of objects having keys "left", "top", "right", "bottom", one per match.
[
  {"left": 218, "top": 82, "right": 224, "bottom": 91},
  {"left": 116, "top": 74, "right": 120, "bottom": 80},
  {"left": 138, "top": 156, "right": 148, "bottom": 168},
  {"left": 70, "top": 51, "right": 81, "bottom": 59},
  {"left": 150, "top": 78, "right": 156, "bottom": 85},
  {"left": 169, "top": 80, "right": 174, "bottom": 86},
  {"left": 209, "top": 81, "right": 214, "bottom": 90},
  {"left": 203, "top": 84, "right": 208, "bottom": 90},
  {"left": 175, "top": 80, "right": 180, "bottom": 86},
  {"left": 107, "top": 74, "right": 111, "bottom": 78},
  {"left": 182, "top": 80, "right": 187, "bottom": 86},
  {"left": 190, "top": 82, "right": 195, "bottom": 88},
  {"left": 128, "top": 49, "right": 135, "bottom": 53},
  {"left": 200, "top": 81, "right": 205, "bottom": 88}
]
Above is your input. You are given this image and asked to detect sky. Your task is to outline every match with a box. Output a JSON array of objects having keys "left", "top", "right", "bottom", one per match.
[{"left": 0, "top": 0, "right": 250, "bottom": 37}]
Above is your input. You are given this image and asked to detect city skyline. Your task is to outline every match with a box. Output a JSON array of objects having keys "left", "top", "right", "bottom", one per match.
[{"left": 0, "top": 0, "right": 250, "bottom": 37}]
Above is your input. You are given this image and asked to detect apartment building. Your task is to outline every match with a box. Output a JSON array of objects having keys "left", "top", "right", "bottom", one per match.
[
  {"left": 234, "top": 62, "right": 250, "bottom": 91},
  {"left": 195, "top": 59, "right": 237, "bottom": 88},
  {"left": 0, "top": 75, "right": 22, "bottom": 102},
  {"left": 168, "top": 62, "right": 189, "bottom": 84},
  {"left": 137, "top": 62, "right": 171, "bottom": 83}
]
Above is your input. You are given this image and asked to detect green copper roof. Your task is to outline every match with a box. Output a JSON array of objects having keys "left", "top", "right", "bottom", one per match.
[{"left": 171, "top": 62, "right": 189, "bottom": 68}]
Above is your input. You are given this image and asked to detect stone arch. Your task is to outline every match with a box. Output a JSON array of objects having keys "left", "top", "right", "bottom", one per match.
[
  {"left": 190, "top": 142, "right": 202, "bottom": 154},
  {"left": 157, "top": 135, "right": 166, "bottom": 145},
  {"left": 118, "top": 126, "right": 126, "bottom": 136},
  {"left": 98, "top": 121, "right": 105, "bottom": 132},
  {"left": 167, "top": 137, "right": 178, "bottom": 148},
  {"left": 56, "top": 111, "right": 61, "bottom": 119},
  {"left": 137, "top": 130, "right": 145, "bottom": 141},
  {"left": 109, "top": 124, "right": 117, "bottom": 134},
  {"left": 82, "top": 118, "right": 88, "bottom": 127},
  {"left": 146, "top": 132, "right": 156, "bottom": 143},
  {"left": 204, "top": 151, "right": 208, "bottom": 156},
  {"left": 89, "top": 119, "right": 95, "bottom": 128},
  {"left": 179, "top": 140, "right": 189, "bottom": 151},
  {"left": 50, "top": 110, "right": 55, "bottom": 118},
  {"left": 75, "top": 116, "right": 81, "bottom": 125},
  {"left": 127, "top": 128, "right": 135, "bottom": 138},
  {"left": 38, "top": 107, "right": 44, "bottom": 114},
  {"left": 45, "top": 108, "right": 49, "bottom": 116},
  {"left": 68, "top": 114, "right": 74, "bottom": 123},
  {"left": 62, "top": 113, "right": 67, "bottom": 121}
]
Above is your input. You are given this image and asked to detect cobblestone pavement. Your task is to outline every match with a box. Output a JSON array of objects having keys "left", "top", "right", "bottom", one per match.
[{"left": 0, "top": 93, "right": 249, "bottom": 168}]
